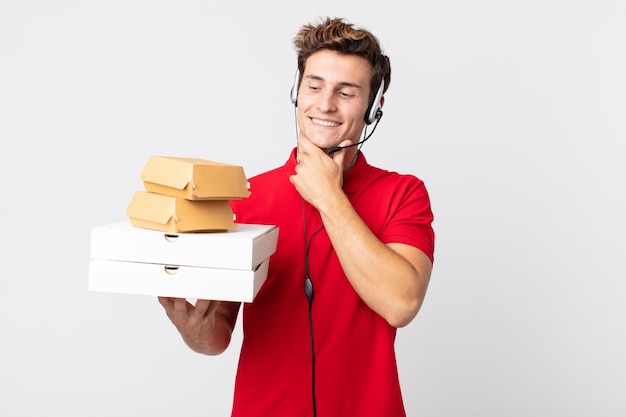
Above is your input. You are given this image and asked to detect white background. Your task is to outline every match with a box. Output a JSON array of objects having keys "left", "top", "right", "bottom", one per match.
[{"left": 1, "top": 1, "right": 625, "bottom": 416}]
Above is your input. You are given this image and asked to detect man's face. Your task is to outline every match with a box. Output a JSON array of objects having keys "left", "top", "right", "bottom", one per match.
[{"left": 296, "top": 49, "right": 372, "bottom": 151}]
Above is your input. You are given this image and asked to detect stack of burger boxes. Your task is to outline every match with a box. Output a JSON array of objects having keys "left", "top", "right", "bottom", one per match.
[{"left": 88, "top": 156, "right": 279, "bottom": 302}]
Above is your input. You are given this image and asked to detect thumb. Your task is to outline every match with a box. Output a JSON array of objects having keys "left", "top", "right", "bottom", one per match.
[{"left": 331, "top": 140, "right": 353, "bottom": 165}]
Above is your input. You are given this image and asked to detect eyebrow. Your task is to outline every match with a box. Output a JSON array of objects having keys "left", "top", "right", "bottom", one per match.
[{"left": 304, "top": 74, "right": 364, "bottom": 90}]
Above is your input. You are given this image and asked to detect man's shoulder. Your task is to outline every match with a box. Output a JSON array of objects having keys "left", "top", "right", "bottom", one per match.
[
  {"left": 249, "top": 164, "right": 286, "bottom": 181},
  {"left": 364, "top": 162, "right": 425, "bottom": 188}
]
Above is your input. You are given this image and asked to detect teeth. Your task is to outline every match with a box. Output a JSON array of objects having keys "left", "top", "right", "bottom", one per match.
[{"left": 312, "top": 118, "right": 340, "bottom": 127}]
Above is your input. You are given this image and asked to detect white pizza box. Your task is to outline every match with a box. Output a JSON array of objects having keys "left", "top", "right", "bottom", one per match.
[
  {"left": 90, "top": 220, "right": 279, "bottom": 271},
  {"left": 88, "top": 258, "right": 269, "bottom": 302}
]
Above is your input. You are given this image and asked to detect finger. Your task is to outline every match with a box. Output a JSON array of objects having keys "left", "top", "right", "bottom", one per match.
[
  {"left": 158, "top": 296, "right": 170, "bottom": 308},
  {"left": 332, "top": 139, "right": 352, "bottom": 164},
  {"left": 158, "top": 297, "right": 187, "bottom": 324},
  {"left": 172, "top": 297, "right": 191, "bottom": 314},
  {"left": 204, "top": 300, "right": 221, "bottom": 319},
  {"left": 158, "top": 296, "right": 178, "bottom": 311},
  {"left": 332, "top": 146, "right": 346, "bottom": 167},
  {"left": 193, "top": 299, "right": 216, "bottom": 317}
]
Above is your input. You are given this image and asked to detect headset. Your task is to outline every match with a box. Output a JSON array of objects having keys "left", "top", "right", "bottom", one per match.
[{"left": 290, "top": 70, "right": 384, "bottom": 125}]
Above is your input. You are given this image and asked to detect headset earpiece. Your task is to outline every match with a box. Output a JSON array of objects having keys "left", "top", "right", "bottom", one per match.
[
  {"left": 290, "top": 70, "right": 300, "bottom": 106},
  {"left": 365, "top": 80, "right": 384, "bottom": 125}
]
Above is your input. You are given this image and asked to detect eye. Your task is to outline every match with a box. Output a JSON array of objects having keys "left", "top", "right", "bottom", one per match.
[
  {"left": 339, "top": 90, "right": 355, "bottom": 98},
  {"left": 338, "top": 88, "right": 358, "bottom": 99},
  {"left": 307, "top": 82, "right": 322, "bottom": 92}
]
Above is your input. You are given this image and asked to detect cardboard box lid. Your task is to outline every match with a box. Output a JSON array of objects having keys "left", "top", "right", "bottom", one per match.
[
  {"left": 126, "top": 191, "right": 236, "bottom": 233},
  {"left": 91, "top": 220, "right": 279, "bottom": 270},
  {"left": 89, "top": 258, "right": 270, "bottom": 302},
  {"left": 141, "top": 155, "right": 251, "bottom": 200}
]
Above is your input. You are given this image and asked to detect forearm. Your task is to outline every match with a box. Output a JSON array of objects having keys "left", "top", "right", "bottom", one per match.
[
  {"left": 290, "top": 137, "right": 432, "bottom": 326},
  {"left": 319, "top": 193, "right": 431, "bottom": 327}
]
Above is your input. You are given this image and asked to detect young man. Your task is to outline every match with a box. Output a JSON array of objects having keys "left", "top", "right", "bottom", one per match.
[{"left": 159, "top": 17, "right": 435, "bottom": 417}]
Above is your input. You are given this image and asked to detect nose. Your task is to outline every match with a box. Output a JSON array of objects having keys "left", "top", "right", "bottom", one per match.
[{"left": 317, "top": 90, "right": 337, "bottom": 113}]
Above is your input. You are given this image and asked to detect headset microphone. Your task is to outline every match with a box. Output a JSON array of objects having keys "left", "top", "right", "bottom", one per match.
[
  {"left": 326, "top": 108, "right": 383, "bottom": 154},
  {"left": 327, "top": 142, "right": 362, "bottom": 155}
]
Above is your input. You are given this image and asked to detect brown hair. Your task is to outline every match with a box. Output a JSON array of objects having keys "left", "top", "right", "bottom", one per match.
[{"left": 293, "top": 17, "right": 391, "bottom": 104}]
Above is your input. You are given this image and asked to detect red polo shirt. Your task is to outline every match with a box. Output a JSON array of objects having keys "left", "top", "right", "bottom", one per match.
[{"left": 230, "top": 149, "right": 434, "bottom": 417}]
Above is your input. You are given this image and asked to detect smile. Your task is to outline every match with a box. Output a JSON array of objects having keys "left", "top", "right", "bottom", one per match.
[{"left": 311, "top": 118, "right": 340, "bottom": 127}]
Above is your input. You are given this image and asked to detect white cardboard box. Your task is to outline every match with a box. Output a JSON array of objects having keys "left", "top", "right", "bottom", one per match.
[
  {"left": 88, "top": 258, "right": 269, "bottom": 302},
  {"left": 90, "top": 220, "right": 278, "bottom": 270},
  {"left": 88, "top": 220, "right": 279, "bottom": 302}
]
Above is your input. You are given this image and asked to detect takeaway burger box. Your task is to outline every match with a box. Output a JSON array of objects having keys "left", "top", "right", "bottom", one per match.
[
  {"left": 126, "top": 191, "right": 236, "bottom": 233},
  {"left": 127, "top": 156, "right": 250, "bottom": 233},
  {"left": 89, "top": 221, "right": 279, "bottom": 302},
  {"left": 141, "top": 155, "right": 251, "bottom": 201}
]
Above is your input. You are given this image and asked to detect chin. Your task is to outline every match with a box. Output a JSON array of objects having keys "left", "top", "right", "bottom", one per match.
[{"left": 306, "top": 136, "right": 336, "bottom": 150}]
